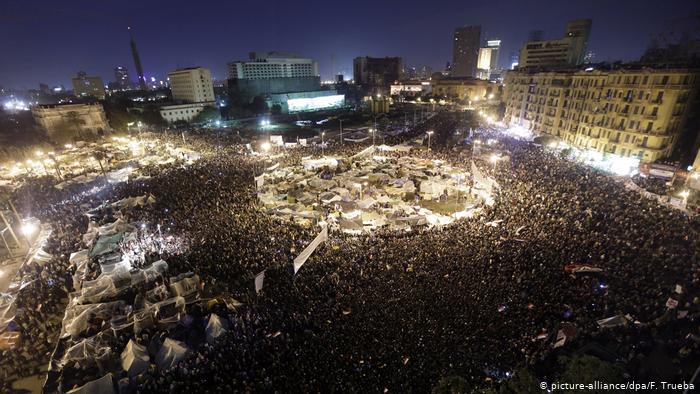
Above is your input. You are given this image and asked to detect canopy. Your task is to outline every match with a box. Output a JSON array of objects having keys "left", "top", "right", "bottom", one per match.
[
  {"left": 67, "top": 373, "right": 115, "bottom": 394},
  {"left": 155, "top": 338, "right": 189, "bottom": 370},
  {"left": 205, "top": 314, "right": 228, "bottom": 344},
  {"left": 121, "top": 339, "right": 150, "bottom": 378}
]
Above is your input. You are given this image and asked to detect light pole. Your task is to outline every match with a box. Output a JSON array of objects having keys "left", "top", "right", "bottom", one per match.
[
  {"left": 427, "top": 131, "right": 433, "bottom": 150},
  {"left": 321, "top": 131, "right": 326, "bottom": 156},
  {"left": 339, "top": 119, "right": 344, "bottom": 145},
  {"left": 370, "top": 128, "right": 376, "bottom": 146},
  {"left": 680, "top": 190, "right": 690, "bottom": 207}
]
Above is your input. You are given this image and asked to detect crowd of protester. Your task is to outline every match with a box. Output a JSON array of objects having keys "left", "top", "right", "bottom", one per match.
[{"left": 2, "top": 111, "right": 699, "bottom": 392}]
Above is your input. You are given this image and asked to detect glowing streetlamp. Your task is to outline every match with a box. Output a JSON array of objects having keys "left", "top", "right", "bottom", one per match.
[
  {"left": 321, "top": 131, "right": 326, "bottom": 156},
  {"left": 427, "top": 131, "right": 434, "bottom": 150}
]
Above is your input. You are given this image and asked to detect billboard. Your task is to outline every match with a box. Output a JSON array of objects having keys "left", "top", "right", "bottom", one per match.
[{"left": 287, "top": 94, "right": 345, "bottom": 113}]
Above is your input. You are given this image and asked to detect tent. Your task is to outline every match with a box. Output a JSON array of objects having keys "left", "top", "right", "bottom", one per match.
[
  {"left": 155, "top": 338, "right": 189, "bottom": 370},
  {"left": 67, "top": 373, "right": 115, "bottom": 394},
  {"left": 121, "top": 339, "right": 150, "bottom": 378},
  {"left": 205, "top": 314, "right": 228, "bottom": 344}
]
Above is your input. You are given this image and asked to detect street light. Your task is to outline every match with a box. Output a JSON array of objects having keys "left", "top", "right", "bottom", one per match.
[
  {"left": 321, "top": 131, "right": 326, "bottom": 156},
  {"left": 427, "top": 131, "right": 434, "bottom": 150}
]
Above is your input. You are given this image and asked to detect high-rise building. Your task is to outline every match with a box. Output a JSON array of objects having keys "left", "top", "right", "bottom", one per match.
[
  {"left": 227, "top": 52, "right": 322, "bottom": 102},
  {"left": 71, "top": 71, "right": 106, "bottom": 99},
  {"left": 167, "top": 67, "right": 215, "bottom": 104},
  {"left": 518, "top": 19, "right": 592, "bottom": 69},
  {"left": 227, "top": 52, "right": 318, "bottom": 80},
  {"left": 353, "top": 56, "right": 403, "bottom": 95},
  {"left": 129, "top": 27, "right": 147, "bottom": 91},
  {"left": 502, "top": 66, "right": 698, "bottom": 163},
  {"left": 114, "top": 66, "right": 130, "bottom": 90},
  {"left": 452, "top": 25, "right": 481, "bottom": 77},
  {"left": 476, "top": 39, "right": 501, "bottom": 80}
]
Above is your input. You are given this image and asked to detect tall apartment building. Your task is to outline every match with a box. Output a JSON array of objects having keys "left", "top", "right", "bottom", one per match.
[
  {"left": 353, "top": 56, "right": 403, "bottom": 95},
  {"left": 167, "top": 67, "right": 215, "bottom": 104},
  {"left": 503, "top": 67, "right": 698, "bottom": 163},
  {"left": 518, "top": 19, "right": 592, "bottom": 69},
  {"left": 71, "top": 71, "right": 106, "bottom": 100},
  {"left": 227, "top": 52, "right": 318, "bottom": 80},
  {"left": 452, "top": 26, "right": 481, "bottom": 78}
]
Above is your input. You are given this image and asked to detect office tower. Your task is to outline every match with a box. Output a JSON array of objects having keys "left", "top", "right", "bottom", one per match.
[
  {"left": 227, "top": 52, "right": 318, "bottom": 80},
  {"left": 71, "top": 71, "right": 106, "bottom": 99},
  {"left": 114, "top": 66, "right": 130, "bottom": 89},
  {"left": 476, "top": 39, "right": 501, "bottom": 80},
  {"left": 452, "top": 25, "right": 481, "bottom": 77},
  {"left": 167, "top": 67, "right": 215, "bottom": 103},
  {"left": 129, "top": 27, "right": 147, "bottom": 91},
  {"left": 519, "top": 19, "right": 592, "bottom": 69},
  {"left": 353, "top": 56, "right": 403, "bottom": 95}
]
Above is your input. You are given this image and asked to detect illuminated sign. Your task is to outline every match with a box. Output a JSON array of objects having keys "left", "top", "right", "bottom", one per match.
[{"left": 287, "top": 94, "right": 345, "bottom": 112}]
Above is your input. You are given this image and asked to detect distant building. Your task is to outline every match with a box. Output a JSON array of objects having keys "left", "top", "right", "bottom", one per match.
[
  {"left": 114, "top": 66, "right": 130, "bottom": 90},
  {"left": 503, "top": 66, "right": 698, "bottom": 163},
  {"left": 353, "top": 56, "right": 403, "bottom": 95},
  {"left": 167, "top": 67, "right": 215, "bottom": 104},
  {"left": 228, "top": 52, "right": 323, "bottom": 104},
  {"left": 32, "top": 103, "right": 109, "bottom": 142},
  {"left": 71, "top": 71, "right": 106, "bottom": 100},
  {"left": 159, "top": 102, "right": 213, "bottom": 123},
  {"left": 452, "top": 26, "right": 481, "bottom": 78},
  {"left": 476, "top": 40, "right": 501, "bottom": 80},
  {"left": 518, "top": 19, "right": 591, "bottom": 69},
  {"left": 227, "top": 52, "right": 318, "bottom": 80}
]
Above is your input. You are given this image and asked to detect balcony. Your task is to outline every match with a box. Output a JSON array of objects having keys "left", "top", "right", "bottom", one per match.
[{"left": 645, "top": 114, "right": 657, "bottom": 120}]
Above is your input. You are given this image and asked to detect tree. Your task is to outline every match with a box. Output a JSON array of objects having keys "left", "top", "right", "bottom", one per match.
[
  {"left": 558, "top": 355, "right": 624, "bottom": 393},
  {"left": 139, "top": 106, "right": 166, "bottom": 127},
  {"left": 250, "top": 95, "right": 269, "bottom": 115},
  {"left": 499, "top": 368, "right": 540, "bottom": 394},
  {"left": 192, "top": 106, "right": 221, "bottom": 124},
  {"left": 270, "top": 104, "right": 282, "bottom": 115},
  {"left": 432, "top": 376, "right": 470, "bottom": 394}
]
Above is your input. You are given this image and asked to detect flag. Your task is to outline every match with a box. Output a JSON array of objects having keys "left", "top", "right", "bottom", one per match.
[
  {"left": 293, "top": 226, "right": 328, "bottom": 274},
  {"left": 255, "top": 270, "right": 265, "bottom": 294}
]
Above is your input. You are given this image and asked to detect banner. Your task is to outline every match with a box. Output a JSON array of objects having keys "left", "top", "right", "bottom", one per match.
[
  {"left": 255, "top": 270, "right": 265, "bottom": 294},
  {"left": 293, "top": 226, "right": 328, "bottom": 274}
]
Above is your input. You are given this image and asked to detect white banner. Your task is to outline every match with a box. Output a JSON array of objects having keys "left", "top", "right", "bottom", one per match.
[
  {"left": 255, "top": 270, "right": 265, "bottom": 294},
  {"left": 293, "top": 226, "right": 328, "bottom": 274}
]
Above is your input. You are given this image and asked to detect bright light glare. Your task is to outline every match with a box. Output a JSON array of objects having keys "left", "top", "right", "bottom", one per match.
[
  {"left": 261, "top": 142, "right": 271, "bottom": 152},
  {"left": 21, "top": 222, "right": 38, "bottom": 237},
  {"left": 489, "top": 154, "right": 499, "bottom": 163}
]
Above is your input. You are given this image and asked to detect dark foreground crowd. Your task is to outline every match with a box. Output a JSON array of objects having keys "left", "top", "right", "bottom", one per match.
[{"left": 2, "top": 112, "right": 700, "bottom": 393}]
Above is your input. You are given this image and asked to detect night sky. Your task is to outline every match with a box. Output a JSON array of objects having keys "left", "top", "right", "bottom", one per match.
[{"left": 1, "top": 0, "right": 699, "bottom": 89}]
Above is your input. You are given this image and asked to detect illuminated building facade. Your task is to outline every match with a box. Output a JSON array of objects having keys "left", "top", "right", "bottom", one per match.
[
  {"left": 518, "top": 19, "right": 591, "bottom": 69},
  {"left": 266, "top": 90, "right": 345, "bottom": 113},
  {"left": 227, "top": 52, "right": 318, "bottom": 80},
  {"left": 159, "top": 102, "right": 212, "bottom": 123},
  {"left": 503, "top": 67, "right": 698, "bottom": 163},
  {"left": 431, "top": 76, "right": 495, "bottom": 102},
  {"left": 452, "top": 25, "right": 481, "bottom": 78},
  {"left": 476, "top": 40, "right": 501, "bottom": 80},
  {"left": 167, "top": 67, "right": 215, "bottom": 104},
  {"left": 32, "top": 103, "right": 109, "bottom": 141}
]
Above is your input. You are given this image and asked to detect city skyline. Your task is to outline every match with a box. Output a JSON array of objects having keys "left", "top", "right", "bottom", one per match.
[{"left": 1, "top": 0, "right": 699, "bottom": 89}]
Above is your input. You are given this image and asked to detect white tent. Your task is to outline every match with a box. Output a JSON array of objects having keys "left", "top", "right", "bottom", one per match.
[
  {"left": 121, "top": 339, "right": 150, "bottom": 378},
  {"left": 155, "top": 338, "right": 189, "bottom": 370},
  {"left": 67, "top": 373, "right": 115, "bottom": 394},
  {"left": 205, "top": 314, "right": 228, "bottom": 344}
]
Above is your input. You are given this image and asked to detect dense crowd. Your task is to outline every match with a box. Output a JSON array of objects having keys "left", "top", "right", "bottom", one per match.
[{"left": 2, "top": 111, "right": 700, "bottom": 392}]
